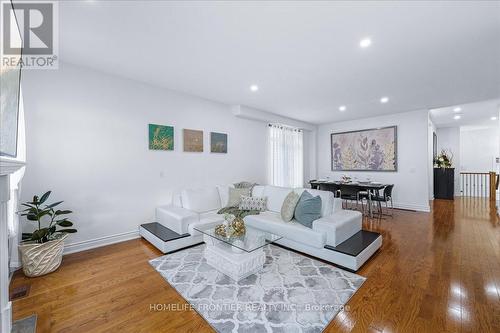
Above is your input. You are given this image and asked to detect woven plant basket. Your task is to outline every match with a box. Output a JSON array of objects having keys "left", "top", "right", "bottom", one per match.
[{"left": 19, "top": 234, "right": 68, "bottom": 277}]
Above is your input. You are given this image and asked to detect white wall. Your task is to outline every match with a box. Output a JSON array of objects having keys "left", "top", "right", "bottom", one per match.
[
  {"left": 436, "top": 127, "right": 461, "bottom": 195},
  {"left": 317, "top": 109, "right": 430, "bottom": 212},
  {"left": 428, "top": 116, "right": 437, "bottom": 200},
  {"left": 20, "top": 62, "right": 269, "bottom": 251},
  {"left": 460, "top": 126, "right": 499, "bottom": 172}
]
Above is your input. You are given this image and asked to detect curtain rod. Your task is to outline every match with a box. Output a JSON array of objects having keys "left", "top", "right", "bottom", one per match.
[{"left": 268, "top": 123, "right": 303, "bottom": 132}]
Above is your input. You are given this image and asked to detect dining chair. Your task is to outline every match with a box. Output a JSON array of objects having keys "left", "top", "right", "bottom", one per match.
[
  {"left": 338, "top": 185, "right": 362, "bottom": 211},
  {"left": 371, "top": 184, "right": 395, "bottom": 217}
]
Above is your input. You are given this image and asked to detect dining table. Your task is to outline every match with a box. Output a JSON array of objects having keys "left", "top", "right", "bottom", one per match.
[{"left": 309, "top": 180, "right": 390, "bottom": 217}]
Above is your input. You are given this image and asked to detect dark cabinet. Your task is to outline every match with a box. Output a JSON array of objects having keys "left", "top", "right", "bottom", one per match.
[{"left": 434, "top": 168, "right": 455, "bottom": 200}]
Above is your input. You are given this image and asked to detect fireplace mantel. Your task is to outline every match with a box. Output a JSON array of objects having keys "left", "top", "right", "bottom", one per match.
[{"left": 0, "top": 157, "right": 26, "bottom": 333}]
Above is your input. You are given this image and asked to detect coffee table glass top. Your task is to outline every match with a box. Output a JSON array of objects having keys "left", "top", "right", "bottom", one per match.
[{"left": 194, "top": 225, "right": 282, "bottom": 253}]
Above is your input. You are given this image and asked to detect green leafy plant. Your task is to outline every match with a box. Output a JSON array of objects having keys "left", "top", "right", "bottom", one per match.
[{"left": 19, "top": 191, "right": 77, "bottom": 243}]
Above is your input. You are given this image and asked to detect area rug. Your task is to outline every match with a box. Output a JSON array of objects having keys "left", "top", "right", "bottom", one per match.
[
  {"left": 149, "top": 244, "right": 365, "bottom": 333},
  {"left": 12, "top": 314, "right": 37, "bottom": 333}
]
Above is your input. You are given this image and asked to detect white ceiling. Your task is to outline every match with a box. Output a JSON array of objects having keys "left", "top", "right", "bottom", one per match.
[
  {"left": 430, "top": 98, "right": 500, "bottom": 128},
  {"left": 58, "top": 1, "right": 500, "bottom": 124}
]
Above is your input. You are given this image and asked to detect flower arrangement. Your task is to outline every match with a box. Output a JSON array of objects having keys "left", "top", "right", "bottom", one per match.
[
  {"left": 341, "top": 174, "right": 352, "bottom": 183},
  {"left": 434, "top": 149, "right": 453, "bottom": 168}
]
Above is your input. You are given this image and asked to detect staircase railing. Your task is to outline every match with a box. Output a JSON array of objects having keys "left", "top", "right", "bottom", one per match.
[{"left": 460, "top": 171, "right": 498, "bottom": 202}]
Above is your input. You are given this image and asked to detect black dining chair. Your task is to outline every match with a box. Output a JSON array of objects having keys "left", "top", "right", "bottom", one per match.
[
  {"left": 371, "top": 184, "right": 395, "bottom": 217},
  {"left": 338, "top": 185, "right": 363, "bottom": 210}
]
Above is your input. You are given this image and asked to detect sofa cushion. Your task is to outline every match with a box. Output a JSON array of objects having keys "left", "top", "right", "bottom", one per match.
[
  {"left": 244, "top": 211, "right": 325, "bottom": 248},
  {"left": 294, "top": 188, "right": 333, "bottom": 217},
  {"left": 189, "top": 211, "right": 225, "bottom": 236},
  {"left": 252, "top": 185, "right": 265, "bottom": 197},
  {"left": 227, "top": 187, "right": 251, "bottom": 207},
  {"left": 294, "top": 191, "right": 322, "bottom": 228},
  {"left": 156, "top": 205, "right": 199, "bottom": 234},
  {"left": 181, "top": 187, "right": 221, "bottom": 213},
  {"left": 216, "top": 184, "right": 234, "bottom": 207},
  {"left": 263, "top": 185, "right": 293, "bottom": 212},
  {"left": 281, "top": 191, "right": 300, "bottom": 222},
  {"left": 312, "top": 210, "right": 362, "bottom": 246}
]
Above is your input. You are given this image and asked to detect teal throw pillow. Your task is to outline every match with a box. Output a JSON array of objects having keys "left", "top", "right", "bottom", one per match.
[{"left": 294, "top": 191, "right": 322, "bottom": 228}]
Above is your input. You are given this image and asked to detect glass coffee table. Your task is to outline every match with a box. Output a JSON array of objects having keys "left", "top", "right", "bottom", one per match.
[{"left": 194, "top": 225, "right": 282, "bottom": 281}]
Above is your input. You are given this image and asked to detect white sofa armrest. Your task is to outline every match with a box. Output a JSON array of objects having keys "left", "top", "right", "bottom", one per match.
[
  {"left": 332, "top": 197, "right": 343, "bottom": 213},
  {"left": 156, "top": 205, "right": 199, "bottom": 235},
  {"left": 312, "top": 210, "right": 362, "bottom": 247}
]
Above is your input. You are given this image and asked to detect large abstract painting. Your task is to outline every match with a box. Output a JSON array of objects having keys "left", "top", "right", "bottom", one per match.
[
  {"left": 149, "top": 124, "right": 174, "bottom": 150},
  {"left": 331, "top": 126, "right": 397, "bottom": 171},
  {"left": 183, "top": 129, "right": 203, "bottom": 152},
  {"left": 0, "top": 1, "right": 22, "bottom": 157}
]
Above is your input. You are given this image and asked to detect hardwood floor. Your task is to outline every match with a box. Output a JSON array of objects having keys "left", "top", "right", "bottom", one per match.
[{"left": 10, "top": 198, "right": 500, "bottom": 332}]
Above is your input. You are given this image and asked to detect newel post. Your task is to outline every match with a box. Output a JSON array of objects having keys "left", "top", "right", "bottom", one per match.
[{"left": 490, "top": 171, "right": 497, "bottom": 202}]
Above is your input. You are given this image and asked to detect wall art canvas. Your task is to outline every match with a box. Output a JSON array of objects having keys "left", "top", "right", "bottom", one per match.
[
  {"left": 331, "top": 126, "right": 397, "bottom": 171},
  {"left": 149, "top": 124, "right": 174, "bottom": 150},
  {"left": 0, "top": 2, "right": 22, "bottom": 157},
  {"left": 210, "top": 132, "right": 227, "bottom": 153},
  {"left": 183, "top": 129, "right": 203, "bottom": 152}
]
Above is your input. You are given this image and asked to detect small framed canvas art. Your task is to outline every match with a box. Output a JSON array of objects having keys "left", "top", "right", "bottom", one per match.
[
  {"left": 183, "top": 129, "right": 203, "bottom": 152},
  {"left": 210, "top": 132, "right": 227, "bottom": 153},
  {"left": 149, "top": 124, "right": 174, "bottom": 150}
]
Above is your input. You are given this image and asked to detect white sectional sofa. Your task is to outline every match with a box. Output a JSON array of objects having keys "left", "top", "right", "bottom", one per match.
[{"left": 139, "top": 184, "right": 382, "bottom": 271}]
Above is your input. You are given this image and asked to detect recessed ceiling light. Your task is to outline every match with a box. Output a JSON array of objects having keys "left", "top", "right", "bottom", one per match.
[
  {"left": 453, "top": 115, "right": 461, "bottom": 120},
  {"left": 380, "top": 97, "right": 389, "bottom": 104},
  {"left": 491, "top": 116, "right": 498, "bottom": 120},
  {"left": 359, "top": 38, "right": 372, "bottom": 48},
  {"left": 453, "top": 107, "right": 462, "bottom": 113},
  {"left": 339, "top": 105, "right": 347, "bottom": 112},
  {"left": 250, "top": 85, "right": 259, "bottom": 92}
]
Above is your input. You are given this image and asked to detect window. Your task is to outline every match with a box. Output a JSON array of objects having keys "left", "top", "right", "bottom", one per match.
[{"left": 268, "top": 124, "right": 304, "bottom": 188}]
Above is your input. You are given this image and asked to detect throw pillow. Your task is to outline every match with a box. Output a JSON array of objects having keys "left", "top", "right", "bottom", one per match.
[
  {"left": 294, "top": 191, "right": 322, "bottom": 228},
  {"left": 239, "top": 196, "right": 267, "bottom": 211},
  {"left": 234, "top": 181, "right": 257, "bottom": 189},
  {"left": 226, "top": 187, "right": 251, "bottom": 207},
  {"left": 281, "top": 191, "right": 300, "bottom": 222}
]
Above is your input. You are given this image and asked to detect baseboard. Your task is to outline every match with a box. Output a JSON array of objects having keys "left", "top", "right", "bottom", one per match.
[
  {"left": 63, "top": 230, "right": 140, "bottom": 255},
  {"left": 392, "top": 202, "right": 430, "bottom": 212}
]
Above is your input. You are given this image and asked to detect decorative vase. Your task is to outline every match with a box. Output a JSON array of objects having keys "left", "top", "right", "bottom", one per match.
[
  {"left": 18, "top": 234, "right": 68, "bottom": 277},
  {"left": 231, "top": 218, "right": 246, "bottom": 237}
]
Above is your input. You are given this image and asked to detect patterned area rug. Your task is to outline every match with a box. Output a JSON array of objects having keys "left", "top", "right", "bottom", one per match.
[{"left": 150, "top": 244, "right": 365, "bottom": 333}]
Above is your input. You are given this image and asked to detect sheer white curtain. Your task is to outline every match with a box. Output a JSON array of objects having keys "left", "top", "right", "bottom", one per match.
[{"left": 268, "top": 124, "right": 304, "bottom": 188}]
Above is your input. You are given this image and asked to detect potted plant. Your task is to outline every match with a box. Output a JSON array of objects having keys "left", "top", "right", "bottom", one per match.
[{"left": 18, "top": 191, "right": 76, "bottom": 277}]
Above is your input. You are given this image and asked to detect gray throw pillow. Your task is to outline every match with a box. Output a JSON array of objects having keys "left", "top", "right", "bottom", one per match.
[
  {"left": 227, "top": 187, "right": 251, "bottom": 207},
  {"left": 294, "top": 191, "right": 322, "bottom": 228},
  {"left": 281, "top": 191, "right": 300, "bottom": 222}
]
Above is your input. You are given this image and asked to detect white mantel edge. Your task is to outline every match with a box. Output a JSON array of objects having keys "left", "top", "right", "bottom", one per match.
[
  {"left": 0, "top": 157, "right": 25, "bottom": 333},
  {"left": 0, "top": 158, "right": 26, "bottom": 176}
]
